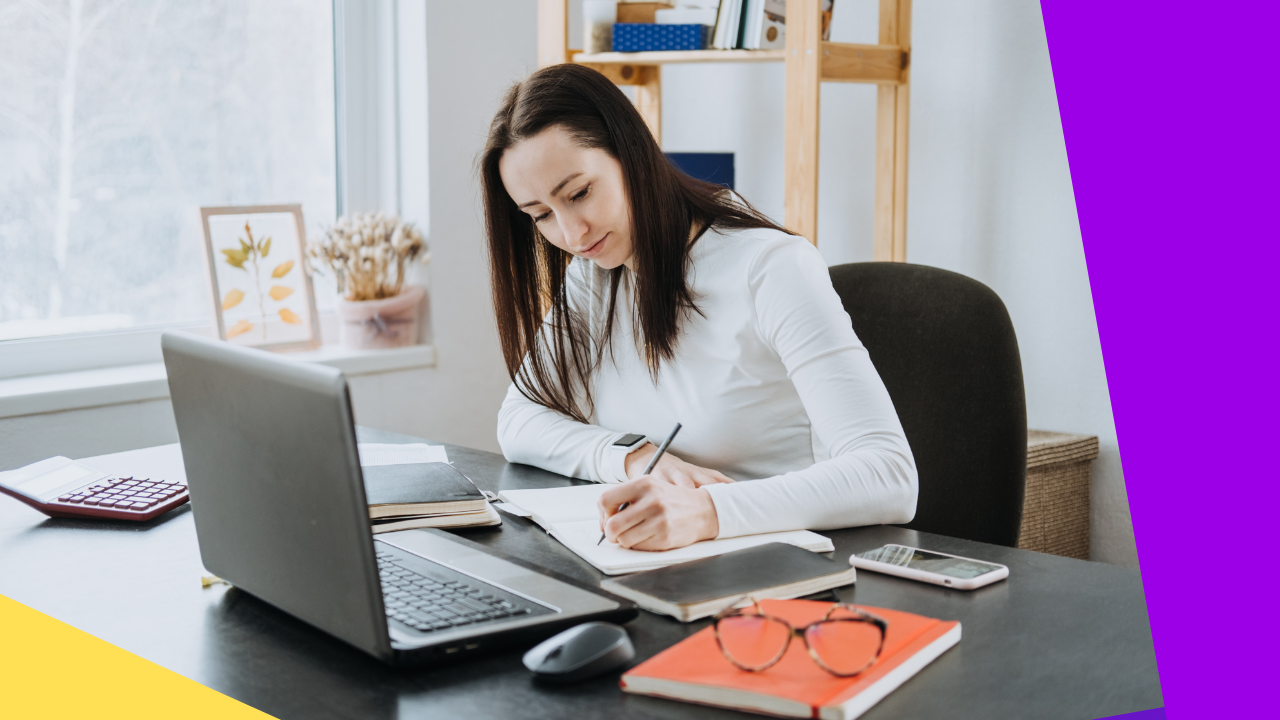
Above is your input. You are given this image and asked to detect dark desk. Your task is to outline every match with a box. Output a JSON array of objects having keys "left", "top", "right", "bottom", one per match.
[{"left": 0, "top": 429, "right": 1162, "bottom": 719}]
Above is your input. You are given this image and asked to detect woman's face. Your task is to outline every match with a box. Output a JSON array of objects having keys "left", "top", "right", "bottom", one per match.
[{"left": 499, "top": 125, "right": 634, "bottom": 270}]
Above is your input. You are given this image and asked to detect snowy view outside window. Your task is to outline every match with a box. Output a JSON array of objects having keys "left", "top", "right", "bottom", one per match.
[{"left": 0, "top": 0, "right": 337, "bottom": 341}]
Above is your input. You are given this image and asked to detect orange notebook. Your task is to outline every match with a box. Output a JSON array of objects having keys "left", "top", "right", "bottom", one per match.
[{"left": 621, "top": 599, "right": 960, "bottom": 720}]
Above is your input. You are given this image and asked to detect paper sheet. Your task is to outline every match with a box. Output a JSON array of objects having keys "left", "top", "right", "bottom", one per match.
[
  {"left": 551, "top": 520, "right": 836, "bottom": 575},
  {"left": 357, "top": 443, "right": 449, "bottom": 467},
  {"left": 494, "top": 502, "right": 532, "bottom": 517},
  {"left": 497, "top": 485, "right": 609, "bottom": 525}
]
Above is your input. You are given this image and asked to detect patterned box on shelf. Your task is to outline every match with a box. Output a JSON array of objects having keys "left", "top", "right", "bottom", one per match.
[
  {"left": 1017, "top": 430, "right": 1099, "bottom": 560},
  {"left": 612, "top": 23, "right": 711, "bottom": 52}
]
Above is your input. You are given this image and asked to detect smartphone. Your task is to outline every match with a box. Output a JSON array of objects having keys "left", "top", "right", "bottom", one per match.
[{"left": 850, "top": 544, "right": 1009, "bottom": 590}]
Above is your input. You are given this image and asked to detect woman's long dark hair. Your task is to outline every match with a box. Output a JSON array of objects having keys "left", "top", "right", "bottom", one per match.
[{"left": 481, "top": 63, "right": 792, "bottom": 423}]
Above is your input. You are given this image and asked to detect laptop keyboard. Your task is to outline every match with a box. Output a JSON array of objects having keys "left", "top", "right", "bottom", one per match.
[{"left": 375, "top": 549, "right": 548, "bottom": 634}]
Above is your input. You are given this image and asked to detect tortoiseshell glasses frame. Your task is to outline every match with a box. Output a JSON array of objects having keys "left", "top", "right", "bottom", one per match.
[{"left": 712, "top": 597, "right": 888, "bottom": 677}]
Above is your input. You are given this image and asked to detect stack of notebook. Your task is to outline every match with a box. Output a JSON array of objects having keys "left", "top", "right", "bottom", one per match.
[{"left": 363, "top": 462, "right": 500, "bottom": 534}]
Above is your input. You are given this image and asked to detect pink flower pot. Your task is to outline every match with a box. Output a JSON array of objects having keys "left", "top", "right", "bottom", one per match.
[{"left": 335, "top": 285, "right": 425, "bottom": 349}]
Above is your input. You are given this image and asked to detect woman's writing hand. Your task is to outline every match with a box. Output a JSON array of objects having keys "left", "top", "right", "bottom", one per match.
[
  {"left": 624, "top": 444, "right": 735, "bottom": 487},
  {"left": 597, "top": 477, "right": 720, "bottom": 551}
]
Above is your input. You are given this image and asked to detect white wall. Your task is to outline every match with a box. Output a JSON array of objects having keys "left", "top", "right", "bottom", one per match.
[
  {"left": 401, "top": 0, "right": 537, "bottom": 452},
  {"left": 661, "top": 0, "right": 1135, "bottom": 568}
]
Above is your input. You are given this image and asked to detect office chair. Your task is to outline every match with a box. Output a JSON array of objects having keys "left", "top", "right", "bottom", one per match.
[{"left": 829, "top": 263, "right": 1027, "bottom": 547}]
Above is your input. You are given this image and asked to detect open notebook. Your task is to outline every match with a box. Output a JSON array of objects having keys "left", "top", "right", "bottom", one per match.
[{"left": 497, "top": 485, "right": 835, "bottom": 575}]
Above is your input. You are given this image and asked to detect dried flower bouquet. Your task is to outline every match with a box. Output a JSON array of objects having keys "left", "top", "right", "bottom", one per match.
[{"left": 307, "top": 213, "right": 428, "bottom": 301}]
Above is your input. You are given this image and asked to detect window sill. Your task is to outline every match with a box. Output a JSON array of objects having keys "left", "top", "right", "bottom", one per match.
[{"left": 0, "top": 343, "right": 436, "bottom": 420}]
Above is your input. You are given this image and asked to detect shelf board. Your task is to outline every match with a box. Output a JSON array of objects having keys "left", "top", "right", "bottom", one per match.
[{"left": 573, "top": 49, "right": 786, "bottom": 65}]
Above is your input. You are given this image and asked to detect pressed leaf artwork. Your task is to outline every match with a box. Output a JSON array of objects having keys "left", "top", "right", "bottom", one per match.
[
  {"left": 222, "top": 289, "right": 245, "bottom": 310},
  {"left": 227, "top": 319, "right": 254, "bottom": 338},
  {"left": 220, "top": 221, "right": 297, "bottom": 341},
  {"left": 221, "top": 248, "right": 248, "bottom": 269}
]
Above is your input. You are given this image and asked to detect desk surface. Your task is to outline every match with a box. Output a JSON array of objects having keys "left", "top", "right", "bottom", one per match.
[{"left": 0, "top": 429, "right": 1162, "bottom": 720}]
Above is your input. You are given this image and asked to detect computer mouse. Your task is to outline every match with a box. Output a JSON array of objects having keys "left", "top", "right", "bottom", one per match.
[{"left": 522, "top": 621, "right": 635, "bottom": 683}]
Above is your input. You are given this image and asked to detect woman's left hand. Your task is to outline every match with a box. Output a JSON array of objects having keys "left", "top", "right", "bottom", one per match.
[{"left": 597, "top": 476, "right": 719, "bottom": 551}]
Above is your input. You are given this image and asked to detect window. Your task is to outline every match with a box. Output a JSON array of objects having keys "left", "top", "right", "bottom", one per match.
[{"left": 0, "top": 0, "right": 337, "bottom": 344}]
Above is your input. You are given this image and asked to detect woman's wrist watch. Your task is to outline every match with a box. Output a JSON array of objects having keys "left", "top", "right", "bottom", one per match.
[{"left": 608, "top": 433, "right": 648, "bottom": 482}]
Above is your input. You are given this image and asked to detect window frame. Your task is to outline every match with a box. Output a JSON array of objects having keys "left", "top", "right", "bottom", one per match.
[{"left": 0, "top": 0, "right": 429, "bottom": 382}]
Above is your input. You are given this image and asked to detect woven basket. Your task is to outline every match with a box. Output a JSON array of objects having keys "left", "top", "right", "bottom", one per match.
[{"left": 1017, "top": 430, "right": 1099, "bottom": 559}]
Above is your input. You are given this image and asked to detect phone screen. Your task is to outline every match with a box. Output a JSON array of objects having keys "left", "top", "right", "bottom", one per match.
[{"left": 857, "top": 545, "right": 1001, "bottom": 579}]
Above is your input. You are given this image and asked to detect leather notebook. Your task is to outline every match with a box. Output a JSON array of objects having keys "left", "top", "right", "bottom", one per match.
[
  {"left": 599, "top": 543, "right": 857, "bottom": 621},
  {"left": 362, "top": 462, "right": 486, "bottom": 519}
]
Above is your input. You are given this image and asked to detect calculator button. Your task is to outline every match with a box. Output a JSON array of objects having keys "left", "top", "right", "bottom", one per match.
[
  {"left": 131, "top": 502, "right": 149, "bottom": 509},
  {"left": 82, "top": 498, "right": 101, "bottom": 506},
  {"left": 112, "top": 500, "right": 134, "bottom": 508},
  {"left": 67, "top": 496, "right": 86, "bottom": 503}
]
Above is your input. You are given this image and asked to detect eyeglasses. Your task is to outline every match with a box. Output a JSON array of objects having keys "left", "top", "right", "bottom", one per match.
[{"left": 712, "top": 597, "right": 888, "bottom": 677}]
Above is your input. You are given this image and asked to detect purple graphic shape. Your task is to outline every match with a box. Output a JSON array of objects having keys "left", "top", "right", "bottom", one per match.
[{"left": 1041, "top": 1, "right": 1279, "bottom": 718}]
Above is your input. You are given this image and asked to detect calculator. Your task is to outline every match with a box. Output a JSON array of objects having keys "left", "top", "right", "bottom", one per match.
[{"left": 0, "top": 456, "right": 189, "bottom": 522}]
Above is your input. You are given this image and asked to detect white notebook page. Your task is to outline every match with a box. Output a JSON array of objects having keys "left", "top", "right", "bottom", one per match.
[{"left": 498, "top": 485, "right": 835, "bottom": 575}]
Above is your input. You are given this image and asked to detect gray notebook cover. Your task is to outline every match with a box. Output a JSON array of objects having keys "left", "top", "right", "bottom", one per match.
[
  {"left": 362, "top": 462, "right": 483, "bottom": 508},
  {"left": 606, "top": 542, "right": 848, "bottom": 605}
]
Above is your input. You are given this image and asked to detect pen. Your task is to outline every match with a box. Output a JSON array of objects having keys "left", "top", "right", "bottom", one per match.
[{"left": 599, "top": 423, "right": 682, "bottom": 546}]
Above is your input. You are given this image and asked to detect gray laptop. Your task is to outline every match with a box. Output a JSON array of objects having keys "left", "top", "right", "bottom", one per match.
[{"left": 161, "top": 331, "right": 631, "bottom": 664}]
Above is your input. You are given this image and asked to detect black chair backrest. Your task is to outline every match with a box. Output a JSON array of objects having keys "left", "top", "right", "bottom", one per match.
[{"left": 828, "top": 262, "right": 1027, "bottom": 546}]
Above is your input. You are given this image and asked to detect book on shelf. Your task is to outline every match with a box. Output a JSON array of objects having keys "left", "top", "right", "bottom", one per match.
[
  {"left": 622, "top": 598, "right": 961, "bottom": 720},
  {"left": 599, "top": 542, "right": 857, "bottom": 621},
  {"left": 496, "top": 484, "right": 834, "bottom": 575},
  {"left": 712, "top": 0, "right": 743, "bottom": 49},
  {"left": 717, "top": 0, "right": 836, "bottom": 51}
]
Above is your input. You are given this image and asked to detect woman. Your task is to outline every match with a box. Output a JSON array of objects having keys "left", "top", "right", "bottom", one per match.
[{"left": 482, "top": 64, "right": 917, "bottom": 552}]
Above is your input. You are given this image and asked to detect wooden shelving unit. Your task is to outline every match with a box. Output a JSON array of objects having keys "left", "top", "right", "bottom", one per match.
[{"left": 537, "top": 0, "right": 912, "bottom": 260}]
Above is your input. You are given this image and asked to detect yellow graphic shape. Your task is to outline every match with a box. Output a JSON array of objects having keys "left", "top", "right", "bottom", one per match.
[
  {"left": 0, "top": 594, "right": 275, "bottom": 719},
  {"left": 271, "top": 260, "right": 294, "bottom": 278},
  {"left": 223, "top": 289, "right": 245, "bottom": 310},
  {"left": 227, "top": 319, "right": 254, "bottom": 338},
  {"left": 278, "top": 308, "right": 301, "bottom": 324},
  {"left": 268, "top": 286, "right": 293, "bottom": 301}
]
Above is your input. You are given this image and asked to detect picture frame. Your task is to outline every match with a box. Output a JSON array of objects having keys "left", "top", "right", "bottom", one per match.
[{"left": 199, "top": 204, "right": 321, "bottom": 351}]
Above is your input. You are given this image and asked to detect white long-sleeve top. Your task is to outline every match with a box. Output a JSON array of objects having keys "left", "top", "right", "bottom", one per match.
[{"left": 497, "top": 226, "right": 918, "bottom": 538}]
